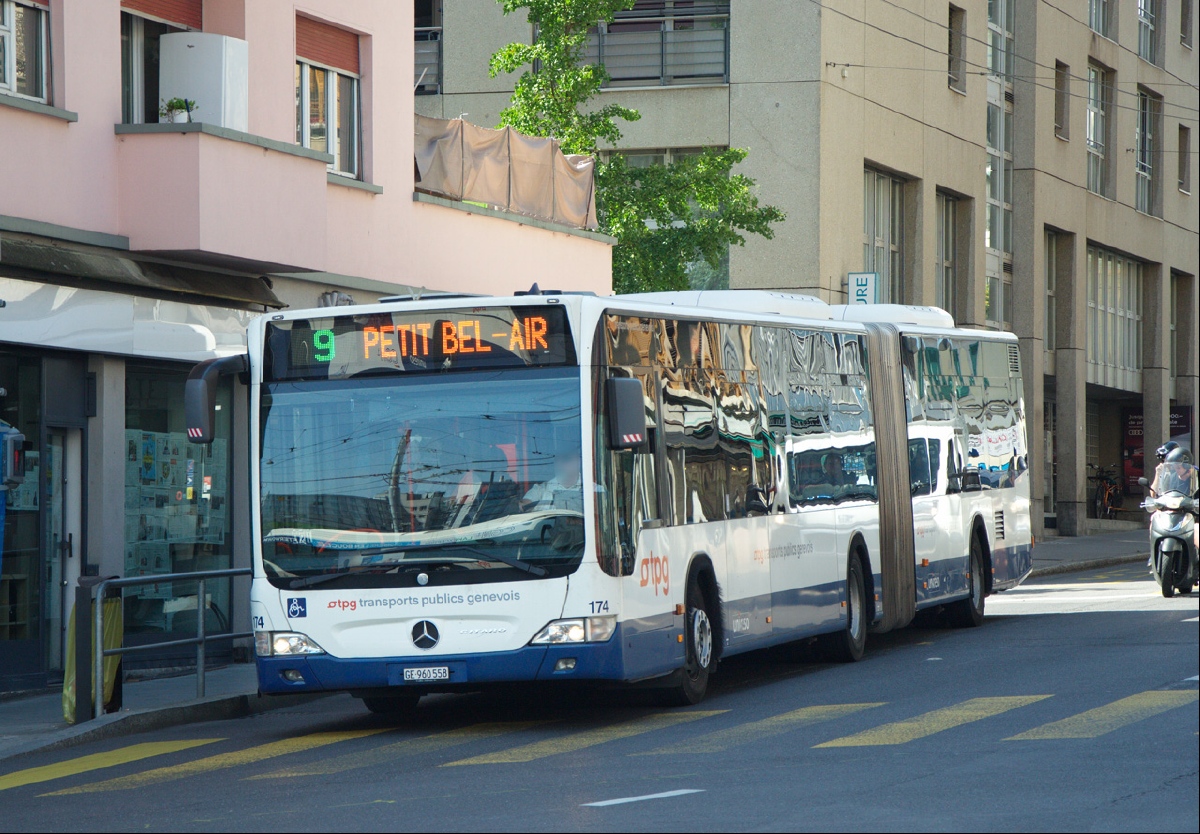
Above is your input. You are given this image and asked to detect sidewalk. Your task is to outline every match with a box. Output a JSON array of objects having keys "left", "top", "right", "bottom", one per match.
[{"left": 0, "top": 528, "right": 1150, "bottom": 764}]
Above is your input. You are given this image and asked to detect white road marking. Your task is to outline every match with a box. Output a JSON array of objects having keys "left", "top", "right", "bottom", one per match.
[
  {"left": 990, "top": 593, "right": 1167, "bottom": 603},
  {"left": 1185, "top": 675, "right": 1199, "bottom": 682},
  {"left": 1183, "top": 617, "right": 1199, "bottom": 623},
  {"left": 582, "top": 789, "right": 705, "bottom": 807}
]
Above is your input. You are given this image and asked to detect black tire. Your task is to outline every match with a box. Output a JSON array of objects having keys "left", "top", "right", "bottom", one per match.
[
  {"left": 1160, "top": 551, "right": 1177, "bottom": 598},
  {"left": 361, "top": 692, "right": 421, "bottom": 715},
  {"left": 949, "top": 535, "right": 986, "bottom": 628},
  {"left": 820, "top": 551, "right": 867, "bottom": 662},
  {"left": 659, "top": 579, "right": 715, "bottom": 706},
  {"left": 1180, "top": 583, "right": 1195, "bottom": 596}
]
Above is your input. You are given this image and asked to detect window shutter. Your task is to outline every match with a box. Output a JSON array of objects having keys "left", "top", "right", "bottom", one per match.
[
  {"left": 120, "top": 0, "right": 202, "bottom": 29},
  {"left": 296, "top": 15, "right": 359, "bottom": 75}
]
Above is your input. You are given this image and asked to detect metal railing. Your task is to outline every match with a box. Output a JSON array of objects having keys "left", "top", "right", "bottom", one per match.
[
  {"left": 415, "top": 26, "right": 442, "bottom": 94},
  {"left": 585, "top": 14, "right": 730, "bottom": 87},
  {"left": 88, "top": 568, "right": 251, "bottom": 722}
]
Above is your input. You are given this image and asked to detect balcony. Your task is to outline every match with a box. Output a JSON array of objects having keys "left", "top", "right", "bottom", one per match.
[
  {"left": 415, "top": 27, "right": 442, "bottom": 95},
  {"left": 114, "top": 123, "right": 332, "bottom": 272},
  {"left": 585, "top": 9, "right": 729, "bottom": 87}
]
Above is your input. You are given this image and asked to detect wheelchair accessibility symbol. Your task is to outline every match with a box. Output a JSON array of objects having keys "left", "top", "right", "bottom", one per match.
[{"left": 287, "top": 598, "right": 307, "bottom": 618}]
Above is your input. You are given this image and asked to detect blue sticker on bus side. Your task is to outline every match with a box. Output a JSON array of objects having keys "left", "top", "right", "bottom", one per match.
[{"left": 287, "top": 598, "right": 307, "bottom": 618}]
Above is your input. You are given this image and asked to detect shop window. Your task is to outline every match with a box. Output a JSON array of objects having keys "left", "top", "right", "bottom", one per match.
[
  {"left": 0, "top": 353, "right": 41, "bottom": 662},
  {"left": 123, "top": 366, "right": 234, "bottom": 642}
]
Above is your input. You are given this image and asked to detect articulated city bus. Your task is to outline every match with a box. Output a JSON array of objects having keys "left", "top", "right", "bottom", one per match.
[{"left": 185, "top": 290, "right": 1032, "bottom": 711}]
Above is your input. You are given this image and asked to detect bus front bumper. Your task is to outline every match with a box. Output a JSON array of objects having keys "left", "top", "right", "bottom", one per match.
[{"left": 256, "top": 636, "right": 628, "bottom": 694}]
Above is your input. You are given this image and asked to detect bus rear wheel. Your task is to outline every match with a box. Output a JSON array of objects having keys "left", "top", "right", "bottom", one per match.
[
  {"left": 659, "top": 580, "right": 714, "bottom": 706},
  {"left": 820, "top": 552, "right": 867, "bottom": 662}
]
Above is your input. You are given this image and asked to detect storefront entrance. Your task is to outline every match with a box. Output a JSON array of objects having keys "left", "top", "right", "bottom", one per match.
[{"left": 0, "top": 352, "right": 87, "bottom": 692}]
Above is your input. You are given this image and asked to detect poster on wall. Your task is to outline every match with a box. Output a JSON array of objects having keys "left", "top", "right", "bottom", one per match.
[{"left": 1123, "top": 407, "right": 1193, "bottom": 491}]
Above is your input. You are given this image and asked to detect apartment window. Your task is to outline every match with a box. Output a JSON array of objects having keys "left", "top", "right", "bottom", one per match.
[
  {"left": 1086, "top": 246, "right": 1143, "bottom": 373},
  {"left": 1136, "top": 90, "right": 1161, "bottom": 215},
  {"left": 296, "top": 17, "right": 362, "bottom": 179},
  {"left": 0, "top": 0, "right": 47, "bottom": 103},
  {"left": 1169, "top": 274, "right": 1179, "bottom": 378},
  {"left": 1138, "top": 0, "right": 1160, "bottom": 64},
  {"left": 986, "top": 101, "right": 1013, "bottom": 329},
  {"left": 936, "top": 192, "right": 957, "bottom": 314},
  {"left": 863, "top": 169, "right": 904, "bottom": 304},
  {"left": 1180, "top": 125, "right": 1193, "bottom": 192},
  {"left": 1045, "top": 232, "right": 1058, "bottom": 351},
  {"left": 120, "top": 13, "right": 187, "bottom": 124},
  {"left": 1086, "top": 65, "right": 1112, "bottom": 196},
  {"left": 1090, "top": 0, "right": 1113, "bottom": 38},
  {"left": 948, "top": 5, "right": 966, "bottom": 92},
  {"left": 1184, "top": 0, "right": 1195, "bottom": 47},
  {"left": 414, "top": 0, "right": 441, "bottom": 95},
  {"left": 1054, "top": 62, "right": 1070, "bottom": 139},
  {"left": 987, "top": 0, "right": 1014, "bottom": 83}
]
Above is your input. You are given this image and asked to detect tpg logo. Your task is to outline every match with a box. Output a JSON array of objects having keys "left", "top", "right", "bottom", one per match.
[
  {"left": 638, "top": 551, "right": 669, "bottom": 597},
  {"left": 328, "top": 599, "right": 357, "bottom": 611}
]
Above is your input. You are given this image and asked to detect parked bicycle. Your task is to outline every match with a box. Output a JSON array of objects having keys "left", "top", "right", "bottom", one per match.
[{"left": 1088, "top": 463, "right": 1124, "bottom": 519}]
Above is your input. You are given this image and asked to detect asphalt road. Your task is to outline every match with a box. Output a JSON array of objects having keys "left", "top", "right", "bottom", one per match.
[{"left": 2, "top": 563, "right": 1196, "bottom": 833}]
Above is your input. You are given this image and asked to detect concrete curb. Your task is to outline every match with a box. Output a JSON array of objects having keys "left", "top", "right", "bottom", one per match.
[
  {"left": 0, "top": 690, "right": 330, "bottom": 764},
  {"left": 1029, "top": 553, "right": 1149, "bottom": 578}
]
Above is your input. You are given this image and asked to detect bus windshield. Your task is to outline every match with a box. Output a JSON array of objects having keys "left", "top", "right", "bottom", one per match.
[{"left": 258, "top": 367, "right": 584, "bottom": 588}]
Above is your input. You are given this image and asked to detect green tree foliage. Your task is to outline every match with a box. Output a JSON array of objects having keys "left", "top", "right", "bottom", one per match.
[{"left": 490, "top": 0, "right": 785, "bottom": 294}]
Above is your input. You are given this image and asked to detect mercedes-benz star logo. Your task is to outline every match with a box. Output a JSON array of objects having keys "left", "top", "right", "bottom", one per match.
[{"left": 412, "top": 620, "right": 439, "bottom": 650}]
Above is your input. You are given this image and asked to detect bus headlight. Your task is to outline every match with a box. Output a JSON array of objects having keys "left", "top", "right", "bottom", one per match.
[
  {"left": 256, "top": 631, "right": 326, "bottom": 657},
  {"left": 530, "top": 616, "right": 616, "bottom": 644}
]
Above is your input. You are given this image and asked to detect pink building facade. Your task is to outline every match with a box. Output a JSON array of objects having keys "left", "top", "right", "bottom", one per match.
[{"left": 0, "top": 0, "right": 611, "bottom": 691}]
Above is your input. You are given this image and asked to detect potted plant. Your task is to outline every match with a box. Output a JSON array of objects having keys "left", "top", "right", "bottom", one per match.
[{"left": 159, "top": 97, "right": 197, "bottom": 123}]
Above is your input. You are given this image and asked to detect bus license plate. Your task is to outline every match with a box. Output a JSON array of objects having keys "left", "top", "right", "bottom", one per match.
[{"left": 403, "top": 666, "right": 449, "bottom": 682}]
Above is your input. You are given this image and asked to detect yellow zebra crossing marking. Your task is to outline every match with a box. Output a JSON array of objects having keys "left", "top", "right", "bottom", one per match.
[
  {"left": 248, "top": 722, "right": 543, "bottom": 779},
  {"left": 815, "top": 696, "right": 1050, "bottom": 747},
  {"left": 637, "top": 703, "right": 885, "bottom": 756},
  {"left": 442, "top": 711, "right": 726, "bottom": 766},
  {"left": 42, "top": 728, "right": 391, "bottom": 795},
  {"left": 1006, "top": 690, "right": 1199, "bottom": 740},
  {"left": 0, "top": 740, "right": 222, "bottom": 792}
]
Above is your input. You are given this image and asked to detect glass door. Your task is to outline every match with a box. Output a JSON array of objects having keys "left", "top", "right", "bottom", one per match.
[{"left": 44, "top": 429, "right": 82, "bottom": 674}]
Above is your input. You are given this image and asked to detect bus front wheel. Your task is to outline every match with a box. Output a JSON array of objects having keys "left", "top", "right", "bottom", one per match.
[
  {"left": 949, "top": 535, "right": 986, "bottom": 628},
  {"left": 659, "top": 580, "right": 714, "bottom": 706}
]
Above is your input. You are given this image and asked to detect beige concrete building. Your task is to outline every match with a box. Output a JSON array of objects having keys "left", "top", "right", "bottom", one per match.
[{"left": 415, "top": 0, "right": 1198, "bottom": 537}]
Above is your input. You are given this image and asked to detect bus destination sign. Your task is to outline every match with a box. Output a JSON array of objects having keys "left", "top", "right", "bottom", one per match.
[{"left": 265, "top": 305, "right": 575, "bottom": 380}]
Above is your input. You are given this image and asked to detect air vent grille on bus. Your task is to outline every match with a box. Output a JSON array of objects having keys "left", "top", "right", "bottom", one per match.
[
  {"left": 994, "top": 510, "right": 1006, "bottom": 540},
  {"left": 1008, "top": 345, "right": 1021, "bottom": 374}
]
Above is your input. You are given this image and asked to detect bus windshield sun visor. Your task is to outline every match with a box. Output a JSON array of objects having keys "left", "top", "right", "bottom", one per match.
[{"left": 185, "top": 354, "right": 248, "bottom": 443}]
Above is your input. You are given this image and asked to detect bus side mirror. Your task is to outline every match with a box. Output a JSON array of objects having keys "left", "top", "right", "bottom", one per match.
[
  {"left": 2, "top": 430, "right": 27, "bottom": 489},
  {"left": 961, "top": 468, "right": 982, "bottom": 492},
  {"left": 605, "top": 377, "right": 645, "bottom": 451},
  {"left": 184, "top": 355, "right": 248, "bottom": 443}
]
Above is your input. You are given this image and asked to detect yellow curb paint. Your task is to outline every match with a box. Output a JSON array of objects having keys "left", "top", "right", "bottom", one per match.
[
  {"left": 1006, "top": 691, "right": 1199, "bottom": 740},
  {"left": 815, "top": 696, "right": 1051, "bottom": 747},
  {"left": 442, "top": 711, "right": 726, "bottom": 765},
  {"left": 0, "top": 739, "right": 222, "bottom": 792}
]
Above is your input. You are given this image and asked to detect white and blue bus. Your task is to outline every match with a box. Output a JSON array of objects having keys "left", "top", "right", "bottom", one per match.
[{"left": 185, "top": 290, "right": 1032, "bottom": 710}]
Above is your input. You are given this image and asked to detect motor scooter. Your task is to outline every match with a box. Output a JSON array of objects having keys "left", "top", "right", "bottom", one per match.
[{"left": 1138, "top": 477, "right": 1198, "bottom": 598}]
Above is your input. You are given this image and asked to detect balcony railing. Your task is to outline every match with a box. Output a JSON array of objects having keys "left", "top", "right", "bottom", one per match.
[
  {"left": 585, "top": 13, "right": 730, "bottom": 87},
  {"left": 415, "top": 26, "right": 442, "bottom": 95}
]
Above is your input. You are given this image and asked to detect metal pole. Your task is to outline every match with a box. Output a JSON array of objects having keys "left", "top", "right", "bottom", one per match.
[
  {"left": 93, "top": 579, "right": 108, "bottom": 721},
  {"left": 74, "top": 585, "right": 92, "bottom": 722},
  {"left": 196, "top": 578, "right": 206, "bottom": 699}
]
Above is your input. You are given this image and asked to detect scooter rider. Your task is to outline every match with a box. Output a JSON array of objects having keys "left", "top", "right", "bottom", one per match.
[
  {"left": 1148, "top": 440, "right": 1179, "bottom": 498},
  {"left": 1151, "top": 446, "right": 1199, "bottom": 551}
]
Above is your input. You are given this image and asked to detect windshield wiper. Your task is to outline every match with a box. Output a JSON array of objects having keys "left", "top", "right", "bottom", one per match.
[
  {"left": 404, "top": 542, "right": 548, "bottom": 577},
  {"left": 288, "top": 562, "right": 408, "bottom": 589}
]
